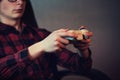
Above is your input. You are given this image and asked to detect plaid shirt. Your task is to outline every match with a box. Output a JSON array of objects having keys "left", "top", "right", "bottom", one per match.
[{"left": 0, "top": 22, "right": 92, "bottom": 80}]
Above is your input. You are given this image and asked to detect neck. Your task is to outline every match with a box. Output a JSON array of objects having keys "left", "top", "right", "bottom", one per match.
[{"left": 0, "top": 17, "right": 21, "bottom": 31}]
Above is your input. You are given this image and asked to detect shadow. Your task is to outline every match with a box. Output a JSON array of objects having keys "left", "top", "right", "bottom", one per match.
[{"left": 57, "top": 69, "right": 111, "bottom": 80}]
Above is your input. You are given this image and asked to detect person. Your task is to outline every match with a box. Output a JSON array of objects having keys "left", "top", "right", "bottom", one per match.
[{"left": 0, "top": 0, "right": 93, "bottom": 80}]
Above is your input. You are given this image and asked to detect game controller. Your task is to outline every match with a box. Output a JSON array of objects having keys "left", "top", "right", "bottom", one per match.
[{"left": 64, "top": 28, "right": 89, "bottom": 42}]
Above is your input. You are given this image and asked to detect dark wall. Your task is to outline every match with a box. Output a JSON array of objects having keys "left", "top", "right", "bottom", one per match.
[{"left": 31, "top": 0, "right": 120, "bottom": 80}]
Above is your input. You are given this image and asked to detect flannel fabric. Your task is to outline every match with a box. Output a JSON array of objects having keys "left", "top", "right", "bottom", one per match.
[{"left": 0, "top": 22, "right": 92, "bottom": 80}]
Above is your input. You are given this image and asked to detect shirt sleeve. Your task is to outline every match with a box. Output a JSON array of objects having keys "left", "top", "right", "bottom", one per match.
[
  {"left": 56, "top": 48, "right": 92, "bottom": 73},
  {"left": 0, "top": 48, "right": 33, "bottom": 78}
]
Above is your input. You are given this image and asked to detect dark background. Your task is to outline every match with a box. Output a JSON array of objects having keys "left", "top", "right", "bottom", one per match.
[{"left": 31, "top": 0, "right": 120, "bottom": 80}]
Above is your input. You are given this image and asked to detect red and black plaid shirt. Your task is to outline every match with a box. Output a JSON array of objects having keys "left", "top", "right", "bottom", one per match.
[{"left": 0, "top": 22, "right": 92, "bottom": 80}]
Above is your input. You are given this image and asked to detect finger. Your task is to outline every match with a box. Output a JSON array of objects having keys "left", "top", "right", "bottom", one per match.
[
  {"left": 74, "top": 44, "right": 90, "bottom": 49},
  {"left": 57, "top": 28, "right": 69, "bottom": 32},
  {"left": 74, "top": 42, "right": 90, "bottom": 47},
  {"left": 78, "top": 45, "right": 90, "bottom": 50},
  {"left": 55, "top": 47, "right": 62, "bottom": 52},
  {"left": 80, "top": 39, "right": 91, "bottom": 44},
  {"left": 57, "top": 32, "right": 76, "bottom": 39},
  {"left": 86, "top": 32, "right": 93, "bottom": 38},
  {"left": 79, "top": 26, "right": 86, "bottom": 29},
  {"left": 56, "top": 36, "right": 69, "bottom": 45},
  {"left": 55, "top": 41, "right": 66, "bottom": 49}
]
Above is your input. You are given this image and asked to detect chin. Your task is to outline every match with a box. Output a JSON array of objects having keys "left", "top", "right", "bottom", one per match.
[{"left": 13, "top": 14, "right": 23, "bottom": 19}]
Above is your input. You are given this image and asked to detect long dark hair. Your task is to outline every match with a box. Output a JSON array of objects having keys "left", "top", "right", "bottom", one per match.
[{"left": 21, "top": 0, "right": 38, "bottom": 28}]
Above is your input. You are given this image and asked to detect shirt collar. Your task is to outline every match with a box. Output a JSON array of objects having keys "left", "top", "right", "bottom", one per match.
[{"left": 0, "top": 22, "right": 27, "bottom": 31}]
